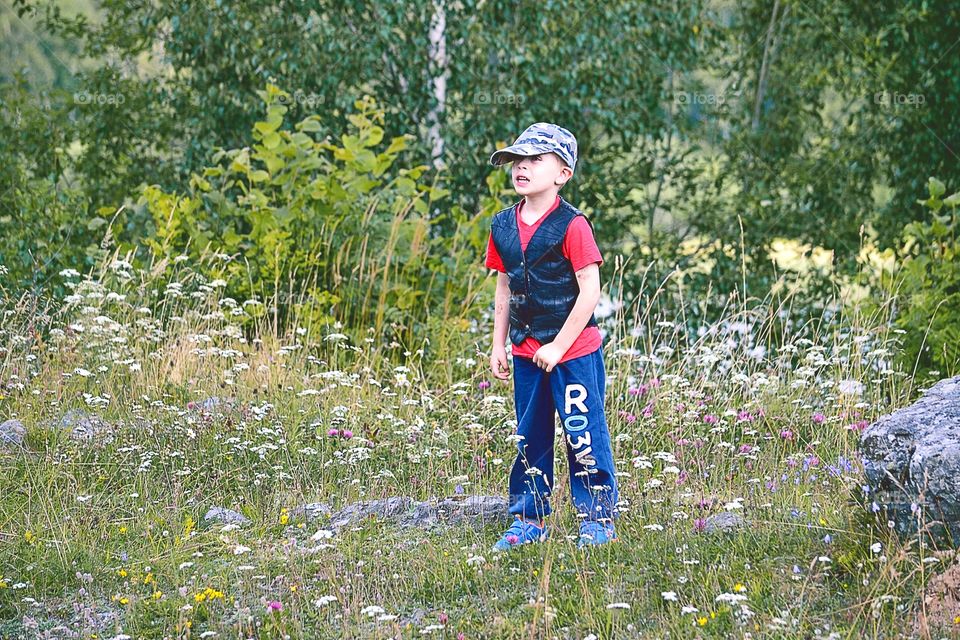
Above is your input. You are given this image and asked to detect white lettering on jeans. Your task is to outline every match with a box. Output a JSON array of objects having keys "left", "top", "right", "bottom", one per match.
[{"left": 564, "top": 384, "right": 588, "bottom": 414}]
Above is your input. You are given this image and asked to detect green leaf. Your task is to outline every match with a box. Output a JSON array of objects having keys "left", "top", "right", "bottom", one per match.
[
  {"left": 943, "top": 192, "right": 960, "bottom": 207},
  {"left": 255, "top": 120, "right": 279, "bottom": 136},
  {"left": 290, "top": 132, "right": 313, "bottom": 148},
  {"left": 384, "top": 136, "right": 408, "bottom": 155},
  {"left": 261, "top": 131, "right": 281, "bottom": 149},
  {"left": 249, "top": 170, "right": 270, "bottom": 182},
  {"left": 363, "top": 126, "right": 384, "bottom": 147},
  {"left": 297, "top": 118, "right": 322, "bottom": 132},
  {"left": 928, "top": 176, "right": 946, "bottom": 198}
]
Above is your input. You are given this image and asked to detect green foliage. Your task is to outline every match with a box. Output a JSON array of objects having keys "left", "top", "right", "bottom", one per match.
[
  {"left": 141, "top": 85, "right": 491, "bottom": 344},
  {"left": 890, "top": 177, "right": 960, "bottom": 376},
  {"left": 0, "top": 166, "right": 104, "bottom": 297}
]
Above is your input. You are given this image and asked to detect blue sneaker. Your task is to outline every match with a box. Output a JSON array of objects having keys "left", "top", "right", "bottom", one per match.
[
  {"left": 577, "top": 520, "right": 617, "bottom": 549},
  {"left": 492, "top": 517, "right": 548, "bottom": 552}
]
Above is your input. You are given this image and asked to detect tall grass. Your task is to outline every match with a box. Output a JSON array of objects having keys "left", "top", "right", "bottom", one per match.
[{"left": 0, "top": 247, "right": 954, "bottom": 639}]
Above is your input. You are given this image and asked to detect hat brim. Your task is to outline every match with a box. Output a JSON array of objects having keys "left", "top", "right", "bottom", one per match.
[{"left": 489, "top": 144, "right": 562, "bottom": 167}]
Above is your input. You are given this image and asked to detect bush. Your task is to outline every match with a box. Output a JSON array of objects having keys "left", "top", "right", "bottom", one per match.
[
  {"left": 889, "top": 177, "right": 960, "bottom": 376},
  {"left": 139, "top": 85, "right": 496, "bottom": 349}
]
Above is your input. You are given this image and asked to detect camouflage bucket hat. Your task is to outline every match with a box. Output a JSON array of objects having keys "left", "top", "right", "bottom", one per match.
[{"left": 489, "top": 122, "right": 578, "bottom": 172}]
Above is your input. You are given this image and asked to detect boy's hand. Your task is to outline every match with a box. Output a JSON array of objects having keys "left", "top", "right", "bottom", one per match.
[
  {"left": 490, "top": 346, "right": 511, "bottom": 381},
  {"left": 532, "top": 342, "right": 564, "bottom": 373}
]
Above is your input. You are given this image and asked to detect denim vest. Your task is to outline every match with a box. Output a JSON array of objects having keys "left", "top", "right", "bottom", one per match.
[{"left": 491, "top": 197, "right": 598, "bottom": 346}]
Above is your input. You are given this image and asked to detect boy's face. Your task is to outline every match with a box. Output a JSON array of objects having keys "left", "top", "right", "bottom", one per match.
[{"left": 511, "top": 152, "right": 573, "bottom": 196}]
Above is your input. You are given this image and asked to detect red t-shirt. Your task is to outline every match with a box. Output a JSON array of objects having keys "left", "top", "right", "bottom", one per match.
[{"left": 485, "top": 195, "right": 603, "bottom": 363}]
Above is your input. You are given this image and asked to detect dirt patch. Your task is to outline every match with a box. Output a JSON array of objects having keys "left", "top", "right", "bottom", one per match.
[{"left": 914, "top": 553, "right": 960, "bottom": 636}]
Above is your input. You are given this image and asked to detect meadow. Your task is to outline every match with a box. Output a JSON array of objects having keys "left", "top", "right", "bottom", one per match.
[{"left": 1, "top": 252, "right": 954, "bottom": 640}]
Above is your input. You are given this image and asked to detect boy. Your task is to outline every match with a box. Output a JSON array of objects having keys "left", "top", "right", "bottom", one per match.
[{"left": 485, "top": 122, "right": 619, "bottom": 551}]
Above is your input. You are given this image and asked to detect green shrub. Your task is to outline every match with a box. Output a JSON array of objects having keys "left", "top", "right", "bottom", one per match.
[
  {"left": 139, "top": 84, "right": 496, "bottom": 349},
  {"left": 890, "top": 177, "right": 960, "bottom": 376}
]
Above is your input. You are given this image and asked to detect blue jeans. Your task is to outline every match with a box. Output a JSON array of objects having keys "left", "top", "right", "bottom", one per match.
[{"left": 508, "top": 348, "right": 619, "bottom": 522}]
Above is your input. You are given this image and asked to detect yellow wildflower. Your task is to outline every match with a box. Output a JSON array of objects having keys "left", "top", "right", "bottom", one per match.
[
  {"left": 120, "top": 597, "right": 129, "bottom": 606},
  {"left": 143, "top": 573, "right": 154, "bottom": 585},
  {"left": 201, "top": 587, "right": 224, "bottom": 600},
  {"left": 118, "top": 525, "right": 127, "bottom": 534},
  {"left": 24, "top": 530, "right": 35, "bottom": 544},
  {"left": 697, "top": 616, "right": 708, "bottom": 626},
  {"left": 152, "top": 591, "right": 163, "bottom": 600},
  {"left": 734, "top": 582, "right": 747, "bottom": 593},
  {"left": 194, "top": 592, "right": 207, "bottom": 603},
  {"left": 117, "top": 568, "right": 127, "bottom": 578}
]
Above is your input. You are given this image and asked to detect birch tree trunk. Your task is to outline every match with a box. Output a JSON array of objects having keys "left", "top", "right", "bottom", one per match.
[{"left": 426, "top": 0, "right": 449, "bottom": 172}]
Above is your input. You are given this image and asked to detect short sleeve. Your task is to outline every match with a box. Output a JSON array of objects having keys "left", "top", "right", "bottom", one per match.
[
  {"left": 485, "top": 232, "right": 506, "bottom": 272},
  {"left": 562, "top": 216, "right": 603, "bottom": 272}
]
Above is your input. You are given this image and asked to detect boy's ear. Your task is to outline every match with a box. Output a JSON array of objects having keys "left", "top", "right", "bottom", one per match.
[{"left": 554, "top": 165, "right": 574, "bottom": 186}]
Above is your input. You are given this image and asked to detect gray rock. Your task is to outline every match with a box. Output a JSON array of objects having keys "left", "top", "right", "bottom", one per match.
[
  {"left": 203, "top": 506, "right": 251, "bottom": 527},
  {"left": 290, "top": 502, "right": 333, "bottom": 523},
  {"left": 401, "top": 495, "right": 509, "bottom": 529},
  {"left": 860, "top": 376, "right": 960, "bottom": 544},
  {"left": 703, "top": 512, "right": 746, "bottom": 533},
  {"left": 328, "top": 497, "right": 414, "bottom": 530},
  {"left": 0, "top": 418, "right": 26, "bottom": 450},
  {"left": 326, "top": 495, "right": 510, "bottom": 531},
  {"left": 59, "top": 409, "right": 113, "bottom": 444}
]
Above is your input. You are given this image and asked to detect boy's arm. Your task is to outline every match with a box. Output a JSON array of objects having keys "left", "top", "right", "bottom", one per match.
[
  {"left": 533, "top": 263, "right": 601, "bottom": 368},
  {"left": 490, "top": 272, "right": 512, "bottom": 380}
]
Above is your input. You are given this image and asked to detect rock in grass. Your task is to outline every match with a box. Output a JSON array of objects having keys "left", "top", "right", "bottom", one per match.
[
  {"left": 203, "top": 506, "right": 250, "bottom": 527},
  {"left": 0, "top": 419, "right": 26, "bottom": 451},
  {"left": 289, "top": 502, "right": 333, "bottom": 523},
  {"left": 404, "top": 495, "right": 509, "bottom": 528},
  {"left": 326, "top": 495, "right": 510, "bottom": 531},
  {"left": 703, "top": 512, "right": 745, "bottom": 533},
  {"left": 328, "top": 497, "right": 415, "bottom": 530},
  {"left": 861, "top": 376, "right": 960, "bottom": 545},
  {"left": 59, "top": 409, "right": 113, "bottom": 444}
]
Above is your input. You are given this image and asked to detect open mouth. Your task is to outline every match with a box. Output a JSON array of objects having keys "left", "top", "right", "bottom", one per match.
[{"left": 515, "top": 176, "right": 530, "bottom": 185}]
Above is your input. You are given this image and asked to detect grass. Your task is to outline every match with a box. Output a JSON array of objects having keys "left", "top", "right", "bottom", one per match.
[{"left": 0, "top": 253, "right": 957, "bottom": 639}]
